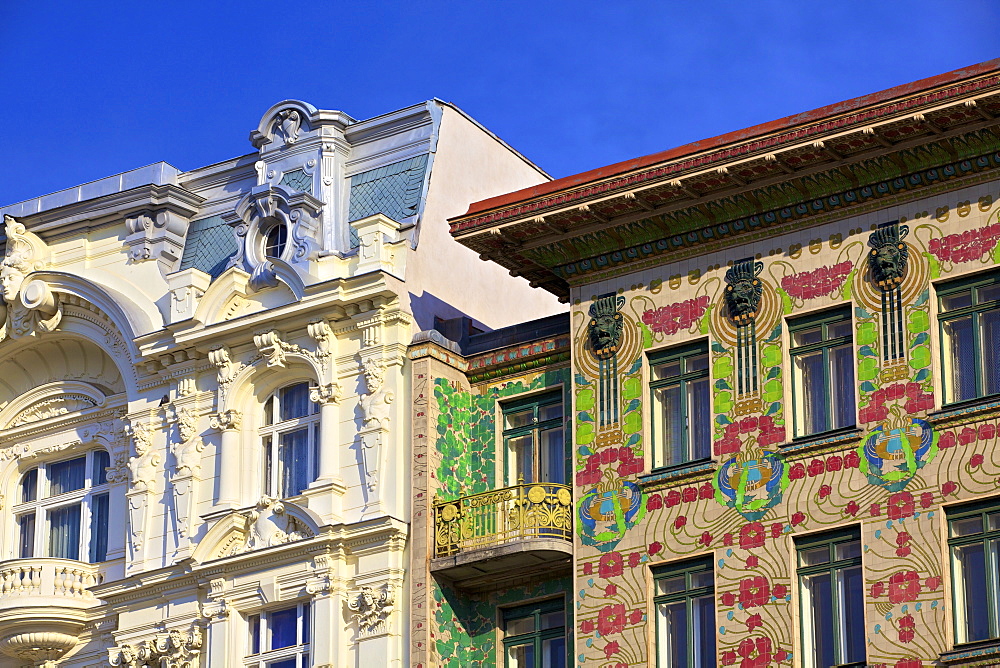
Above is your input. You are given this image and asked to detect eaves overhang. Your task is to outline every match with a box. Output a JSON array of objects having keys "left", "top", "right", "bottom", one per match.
[{"left": 449, "top": 60, "right": 1000, "bottom": 300}]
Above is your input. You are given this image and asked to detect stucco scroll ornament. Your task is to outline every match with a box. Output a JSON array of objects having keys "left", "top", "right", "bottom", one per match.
[
  {"left": 0, "top": 215, "right": 61, "bottom": 342},
  {"left": 274, "top": 109, "right": 302, "bottom": 145},
  {"left": 348, "top": 584, "right": 394, "bottom": 637},
  {"left": 242, "top": 496, "right": 312, "bottom": 552}
]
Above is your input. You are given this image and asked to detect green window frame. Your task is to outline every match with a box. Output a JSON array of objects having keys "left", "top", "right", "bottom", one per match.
[
  {"left": 796, "top": 528, "right": 865, "bottom": 668},
  {"left": 502, "top": 391, "right": 565, "bottom": 486},
  {"left": 653, "top": 557, "right": 715, "bottom": 668},
  {"left": 947, "top": 499, "right": 1000, "bottom": 644},
  {"left": 938, "top": 270, "right": 1000, "bottom": 405},
  {"left": 789, "top": 307, "right": 855, "bottom": 438},
  {"left": 502, "top": 598, "right": 566, "bottom": 668},
  {"left": 649, "top": 341, "right": 710, "bottom": 470}
]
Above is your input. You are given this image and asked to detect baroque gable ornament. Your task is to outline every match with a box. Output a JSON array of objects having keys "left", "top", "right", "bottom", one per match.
[
  {"left": 243, "top": 496, "right": 313, "bottom": 552},
  {"left": 348, "top": 584, "right": 395, "bottom": 638},
  {"left": 0, "top": 215, "right": 61, "bottom": 342}
]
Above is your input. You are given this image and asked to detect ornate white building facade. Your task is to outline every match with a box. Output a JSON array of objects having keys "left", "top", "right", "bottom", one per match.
[{"left": 0, "top": 100, "right": 556, "bottom": 667}]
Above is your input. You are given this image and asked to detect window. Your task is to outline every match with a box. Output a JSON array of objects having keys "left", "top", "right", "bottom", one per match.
[
  {"left": 939, "top": 271, "right": 1000, "bottom": 404},
  {"left": 247, "top": 603, "right": 311, "bottom": 668},
  {"left": 649, "top": 342, "right": 710, "bottom": 469},
  {"left": 263, "top": 223, "right": 288, "bottom": 259},
  {"left": 261, "top": 383, "right": 319, "bottom": 498},
  {"left": 502, "top": 598, "right": 566, "bottom": 668},
  {"left": 797, "top": 529, "right": 865, "bottom": 668},
  {"left": 503, "top": 391, "right": 565, "bottom": 485},
  {"left": 12, "top": 449, "right": 110, "bottom": 562},
  {"left": 948, "top": 500, "right": 1000, "bottom": 643},
  {"left": 654, "top": 558, "right": 715, "bottom": 668},
  {"left": 790, "top": 308, "right": 855, "bottom": 437}
]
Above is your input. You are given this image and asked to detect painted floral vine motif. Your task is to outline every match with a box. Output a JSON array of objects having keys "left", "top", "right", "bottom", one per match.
[
  {"left": 641, "top": 295, "right": 710, "bottom": 335},
  {"left": 779, "top": 261, "right": 853, "bottom": 301},
  {"left": 927, "top": 221, "right": 1000, "bottom": 264}
]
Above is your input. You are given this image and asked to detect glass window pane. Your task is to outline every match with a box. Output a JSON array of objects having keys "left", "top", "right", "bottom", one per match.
[
  {"left": 269, "top": 607, "right": 298, "bottom": 649},
  {"left": 657, "top": 575, "right": 687, "bottom": 596},
  {"left": 979, "top": 284, "right": 1000, "bottom": 303},
  {"left": 840, "top": 566, "right": 866, "bottom": 663},
  {"left": 835, "top": 540, "right": 861, "bottom": 561},
  {"left": 795, "top": 350, "right": 827, "bottom": 435},
  {"left": 89, "top": 493, "right": 109, "bottom": 563},
  {"left": 803, "top": 572, "right": 835, "bottom": 668},
  {"left": 657, "top": 600, "right": 689, "bottom": 668},
  {"left": 694, "top": 594, "right": 717, "bottom": 668},
  {"left": 48, "top": 504, "right": 82, "bottom": 560},
  {"left": 942, "top": 289, "right": 973, "bottom": 311},
  {"left": 505, "top": 408, "right": 534, "bottom": 430},
  {"left": 21, "top": 468, "right": 37, "bottom": 503},
  {"left": 952, "top": 516, "right": 983, "bottom": 537},
  {"left": 249, "top": 614, "right": 261, "bottom": 654},
  {"left": 690, "top": 571, "right": 713, "bottom": 589},
  {"left": 800, "top": 546, "right": 830, "bottom": 567},
  {"left": 540, "top": 427, "right": 565, "bottom": 484},
  {"left": 656, "top": 384, "right": 684, "bottom": 467},
  {"left": 686, "top": 354, "right": 708, "bottom": 373},
  {"left": 830, "top": 344, "right": 856, "bottom": 429},
  {"left": 539, "top": 402, "right": 563, "bottom": 423},
  {"left": 264, "top": 396, "right": 274, "bottom": 426},
  {"left": 689, "top": 377, "right": 711, "bottom": 461},
  {"left": 955, "top": 542, "right": 991, "bottom": 642},
  {"left": 280, "top": 383, "right": 310, "bottom": 421},
  {"left": 301, "top": 604, "right": 310, "bottom": 644},
  {"left": 540, "top": 611, "right": 563, "bottom": 630},
  {"left": 92, "top": 450, "right": 110, "bottom": 486},
  {"left": 793, "top": 326, "right": 823, "bottom": 347},
  {"left": 542, "top": 636, "right": 566, "bottom": 668},
  {"left": 653, "top": 360, "right": 682, "bottom": 380},
  {"left": 278, "top": 428, "right": 311, "bottom": 497},
  {"left": 507, "top": 642, "right": 534, "bottom": 668},
  {"left": 981, "top": 308, "right": 1000, "bottom": 396},
  {"left": 263, "top": 435, "right": 273, "bottom": 497},
  {"left": 48, "top": 457, "right": 87, "bottom": 496},
  {"left": 267, "top": 660, "right": 296, "bottom": 668},
  {"left": 826, "top": 320, "right": 852, "bottom": 339},
  {"left": 505, "top": 615, "right": 535, "bottom": 637},
  {"left": 507, "top": 435, "right": 534, "bottom": 485},
  {"left": 18, "top": 513, "right": 35, "bottom": 559},
  {"left": 988, "top": 512, "right": 1000, "bottom": 532},
  {"left": 944, "top": 315, "right": 977, "bottom": 402}
]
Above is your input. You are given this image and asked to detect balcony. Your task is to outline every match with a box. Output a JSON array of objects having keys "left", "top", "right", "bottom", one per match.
[
  {"left": 431, "top": 483, "right": 573, "bottom": 588},
  {"left": 0, "top": 558, "right": 102, "bottom": 664}
]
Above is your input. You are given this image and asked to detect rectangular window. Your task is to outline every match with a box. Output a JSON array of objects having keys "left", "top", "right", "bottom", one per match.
[
  {"left": 790, "top": 308, "right": 855, "bottom": 437},
  {"left": 246, "top": 603, "right": 311, "bottom": 668},
  {"left": 654, "top": 558, "right": 715, "bottom": 668},
  {"left": 503, "top": 391, "right": 565, "bottom": 486},
  {"left": 948, "top": 500, "right": 1000, "bottom": 643},
  {"left": 650, "top": 342, "right": 710, "bottom": 469},
  {"left": 503, "top": 598, "right": 566, "bottom": 668},
  {"left": 939, "top": 271, "right": 1000, "bottom": 404},
  {"left": 797, "top": 529, "right": 865, "bottom": 668}
]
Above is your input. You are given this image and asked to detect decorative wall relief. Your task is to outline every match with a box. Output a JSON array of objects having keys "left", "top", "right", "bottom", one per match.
[
  {"left": 359, "top": 357, "right": 393, "bottom": 499},
  {"left": 859, "top": 417, "right": 938, "bottom": 491},
  {"left": 587, "top": 294, "right": 624, "bottom": 426},
  {"left": 723, "top": 258, "right": 764, "bottom": 405},
  {"left": 123, "top": 208, "right": 190, "bottom": 269},
  {"left": 126, "top": 420, "right": 160, "bottom": 573},
  {"left": 108, "top": 626, "right": 203, "bottom": 667},
  {"left": 169, "top": 407, "right": 204, "bottom": 542},
  {"left": 348, "top": 584, "right": 395, "bottom": 638},
  {"left": 0, "top": 215, "right": 61, "bottom": 342},
  {"left": 868, "top": 222, "right": 911, "bottom": 377},
  {"left": 244, "top": 496, "right": 312, "bottom": 550},
  {"left": 713, "top": 446, "right": 789, "bottom": 520}
]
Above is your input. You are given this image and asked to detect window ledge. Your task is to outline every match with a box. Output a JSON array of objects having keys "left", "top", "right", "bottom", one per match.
[
  {"left": 929, "top": 396, "right": 1000, "bottom": 425},
  {"left": 940, "top": 638, "right": 1000, "bottom": 665},
  {"left": 781, "top": 427, "right": 862, "bottom": 455},
  {"left": 639, "top": 460, "right": 714, "bottom": 487}
]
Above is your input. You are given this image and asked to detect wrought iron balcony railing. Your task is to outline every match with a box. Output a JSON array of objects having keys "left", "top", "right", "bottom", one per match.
[{"left": 433, "top": 482, "right": 573, "bottom": 558}]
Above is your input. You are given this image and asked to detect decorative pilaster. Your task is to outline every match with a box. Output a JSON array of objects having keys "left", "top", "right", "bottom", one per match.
[
  {"left": 359, "top": 357, "right": 393, "bottom": 517},
  {"left": 210, "top": 410, "right": 242, "bottom": 509},
  {"left": 169, "top": 406, "right": 203, "bottom": 556},
  {"left": 125, "top": 420, "right": 160, "bottom": 575}
]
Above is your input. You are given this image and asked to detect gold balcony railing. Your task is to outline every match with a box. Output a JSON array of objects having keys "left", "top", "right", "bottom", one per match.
[{"left": 433, "top": 483, "right": 573, "bottom": 558}]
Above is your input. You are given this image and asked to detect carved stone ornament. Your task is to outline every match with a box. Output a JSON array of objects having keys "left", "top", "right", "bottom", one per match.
[
  {"left": 0, "top": 631, "right": 78, "bottom": 666},
  {"left": 724, "top": 258, "right": 765, "bottom": 324},
  {"left": 868, "top": 221, "right": 910, "bottom": 289},
  {"left": 587, "top": 294, "right": 625, "bottom": 360},
  {"left": 348, "top": 584, "right": 394, "bottom": 638},
  {"left": 0, "top": 215, "right": 61, "bottom": 342},
  {"left": 360, "top": 357, "right": 393, "bottom": 427},
  {"left": 108, "top": 626, "right": 203, "bottom": 668},
  {"left": 273, "top": 108, "right": 302, "bottom": 145},
  {"left": 127, "top": 421, "right": 161, "bottom": 493},
  {"left": 243, "top": 496, "right": 314, "bottom": 552},
  {"left": 123, "top": 208, "right": 189, "bottom": 268},
  {"left": 171, "top": 407, "right": 204, "bottom": 477},
  {"left": 10, "top": 393, "right": 99, "bottom": 427},
  {"left": 310, "top": 382, "right": 342, "bottom": 405},
  {"left": 210, "top": 409, "right": 242, "bottom": 431}
]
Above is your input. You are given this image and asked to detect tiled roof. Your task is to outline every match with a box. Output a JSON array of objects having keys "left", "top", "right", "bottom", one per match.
[
  {"left": 348, "top": 154, "right": 429, "bottom": 246},
  {"left": 179, "top": 215, "right": 238, "bottom": 278}
]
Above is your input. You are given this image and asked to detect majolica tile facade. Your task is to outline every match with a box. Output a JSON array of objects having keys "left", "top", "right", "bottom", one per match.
[{"left": 447, "top": 60, "right": 1000, "bottom": 668}]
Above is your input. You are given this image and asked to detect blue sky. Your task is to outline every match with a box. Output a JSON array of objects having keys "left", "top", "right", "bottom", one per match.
[{"left": 1, "top": 1, "right": 997, "bottom": 205}]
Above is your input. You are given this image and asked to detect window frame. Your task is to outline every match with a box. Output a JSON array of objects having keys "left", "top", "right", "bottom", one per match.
[
  {"left": 648, "top": 340, "right": 711, "bottom": 471},
  {"left": 245, "top": 602, "right": 312, "bottom": 668},
  {"left": 947, "top": 499, "right": 1000, "bottom": 644},
  {"left": 652, "top": 556, "right": 715, "bottom": 668},
  {"left": 260, "top": 382, "right": 320, "bottom": 499},
  {"left": 10, "top": 449, "right": 111, "bottom": 563},
  {"left": 937, "top": 270, "right": 1000, "bottom": 406},
  {"left": 796, "top": 527, "right": 865, "bottom": 668},
  {"left": 501, "top": 390, "right": 565, "bottom": 486},
  {"left": 501, "top": 597, "right": 566, "bottom": 668},
  {"left": 788, "top": 306, "right": 856, "bottom": 439}
]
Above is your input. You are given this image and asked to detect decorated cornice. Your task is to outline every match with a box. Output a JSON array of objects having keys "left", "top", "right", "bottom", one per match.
[{"left": 449, "top": 66, "right": 1000, "bottom": 297}]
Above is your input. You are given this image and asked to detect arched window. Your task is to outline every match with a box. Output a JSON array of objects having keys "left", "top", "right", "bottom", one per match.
[
  {"left": 13, "top": 449, "right": 110, "bottom": 562},
  {"left": 263, "top": 223, "right": 288, "bottom": 259},
  {"left": 261, "top": 382, "right": 319, "bottom": 498}
]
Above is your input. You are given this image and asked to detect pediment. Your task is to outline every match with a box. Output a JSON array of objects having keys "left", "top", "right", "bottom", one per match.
[
  {"left": 192, "top": 497, "right": 322, "bottom": 563},
  {"left": 0, "top": 381, "right": 108, "bottom": 429}
]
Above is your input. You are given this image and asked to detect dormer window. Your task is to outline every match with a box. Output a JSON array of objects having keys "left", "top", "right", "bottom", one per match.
[{"left": 263, "top": 223, "right": 288, "bottom": 259}]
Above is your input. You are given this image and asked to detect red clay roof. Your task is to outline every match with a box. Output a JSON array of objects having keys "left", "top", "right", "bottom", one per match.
[{"left": 463, "top": 59, "right": 1000, "bottom": 217}]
